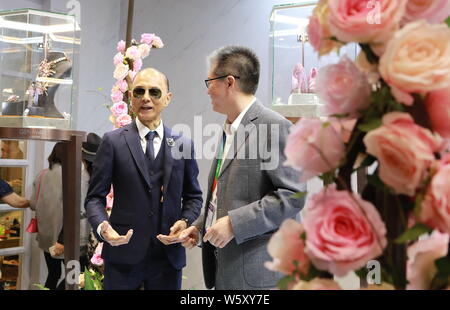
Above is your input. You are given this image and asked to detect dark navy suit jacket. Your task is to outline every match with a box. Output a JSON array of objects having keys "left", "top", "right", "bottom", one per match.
[{"left": 85, "top": 121, "right": 202, "bottom": 269}]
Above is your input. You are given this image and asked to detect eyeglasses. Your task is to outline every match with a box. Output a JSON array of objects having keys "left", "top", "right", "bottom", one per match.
[
  {"left": 204, "top": 75, "right": 240, "bottom": 89},
  {"left": 132, "top": 87, "right": 162, "bottom": 99}
]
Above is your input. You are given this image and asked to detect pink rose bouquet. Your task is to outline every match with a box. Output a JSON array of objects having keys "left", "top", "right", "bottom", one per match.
[
  {"left": 269, "top": 2, "right": 450, "bottom": 290},
  {"left": 108, "top": 33, "right": 164, "bottom": 129}
]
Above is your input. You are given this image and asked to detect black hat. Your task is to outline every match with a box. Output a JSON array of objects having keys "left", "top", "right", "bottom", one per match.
[{"left": 82, "top": 133, "right": 102, "bottom": 163}]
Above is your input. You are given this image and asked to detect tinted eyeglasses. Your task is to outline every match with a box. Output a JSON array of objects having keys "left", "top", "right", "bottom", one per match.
[
  {"left": 204, "top": 75, "right": 240, "bottom": 89},
  {"left": 132, "top": 87, "right": 162, "bottom": 99}
]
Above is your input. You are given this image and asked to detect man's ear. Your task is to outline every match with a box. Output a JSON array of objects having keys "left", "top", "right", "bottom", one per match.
[
  {"left": 164, "top": 92, "right": 173, "bottom": 107},
  {"left": 227, "top": 76, "right": 237, "bottom": 89}
]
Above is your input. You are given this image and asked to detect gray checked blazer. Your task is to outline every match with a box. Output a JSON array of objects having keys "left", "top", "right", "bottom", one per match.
[{"left": 193, "top": 101, "right": 305, "bottom": 290}]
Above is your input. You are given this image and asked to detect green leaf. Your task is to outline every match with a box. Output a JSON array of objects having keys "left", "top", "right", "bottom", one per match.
[
  {"left": 33, "top": 283, "right": 49, "bottom": 290},
  {"left": 319, "top": 171, "right": 335, "bottom": 185},
  {"left": 413, "top": 192, "right": 425, "bottom": 218},
  {"left": 394, "top": 223, "right": 432, "bottom": 244},
  {"left": 299, "top": 264, "right": 321, "bottom": 282},
  {"left": 322, "top": 122, "right": 331, "bottom": 129},
  {"left": 357, "top": 118, "right": 382, "bottom": 132},
  {"left": 97, "top": 87, "right": 103, "bottom": 91},
  {"left": 446, "top": 16, "right": 450, "bottom": 28},
  {"left": 355, "top": 267, "right": 368, "bottom": 280},
  {"left": 291, "top": 191, "right": 307, "bottom": 200},
  {"left": 83, "top": 267, "right": 96, "bottom": 290},
  {"left": 277, "top": 275, "right": 295, "bottom": 290},
  {"left": 435, "top": 257, "right": 450, "bottom": 277},
  {"left": 300, "top": 232, "right": 306, "bottom": 241},
  {"left": 430, "top": 257, "right": 450, "bottom": 289},
  {"left": 328, "top": 113, "right": 350, "bottom": 119}
]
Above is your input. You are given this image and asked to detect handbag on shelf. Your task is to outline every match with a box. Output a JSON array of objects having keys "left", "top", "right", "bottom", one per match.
[{"left": 26, "top": 169, "right": 47, "bottom": 234}]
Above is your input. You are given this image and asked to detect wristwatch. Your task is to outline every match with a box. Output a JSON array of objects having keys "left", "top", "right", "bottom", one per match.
[{"left": 180, "top": 218, "right": 189, "bottom": 226}]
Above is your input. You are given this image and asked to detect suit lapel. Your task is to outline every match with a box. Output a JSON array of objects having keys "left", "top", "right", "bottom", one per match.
[
  {"left": 124, "top": 121, "right": 151, "bottom": 188},
  {"left": 162, "top": 125, "right": 174, "bottom": 196},
  {"left": 219, "top": 102, "right": 262, "bottom": 177}
]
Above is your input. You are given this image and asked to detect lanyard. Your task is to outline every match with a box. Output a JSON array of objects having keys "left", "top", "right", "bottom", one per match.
[{"left": 211, "top": 132, "right": 226, "bottom": 193}]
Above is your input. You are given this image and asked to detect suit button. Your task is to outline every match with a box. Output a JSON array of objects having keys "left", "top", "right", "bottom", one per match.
[
  {"left": 150, "top": 170, "right": 154, "bottom": 176},
  {"left": 148, "top": 211, "right": 154, "bottom": 217}
]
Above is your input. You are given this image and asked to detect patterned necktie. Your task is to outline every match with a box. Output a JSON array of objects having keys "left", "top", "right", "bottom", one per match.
[{"left": 145, "top": 131, "right": 157, "bottom": 160}]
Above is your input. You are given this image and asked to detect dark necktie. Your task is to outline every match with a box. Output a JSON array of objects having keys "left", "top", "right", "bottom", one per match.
[{"left": 145, "top": 131, "right": 157, "bottom": 160}]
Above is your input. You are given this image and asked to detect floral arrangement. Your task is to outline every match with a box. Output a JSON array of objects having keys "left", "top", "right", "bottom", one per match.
[
  {"left": 109, "top": 33, "right": 164, "bottom": 128},
  {"left": 266, "top": 0, "right": 450, "bottom": 290}
]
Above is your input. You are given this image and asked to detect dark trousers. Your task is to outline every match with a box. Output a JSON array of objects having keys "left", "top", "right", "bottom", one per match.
[
  {"left": 104, "top": 243, "right": 182, "bottom": 290},
  {"left": 43, "top": 251, "right": 89, "bottom": 290}
]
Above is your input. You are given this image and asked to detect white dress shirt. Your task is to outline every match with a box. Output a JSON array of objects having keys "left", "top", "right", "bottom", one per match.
[{"left": 135, "top": 117, "right": 164, "bottom": 157}]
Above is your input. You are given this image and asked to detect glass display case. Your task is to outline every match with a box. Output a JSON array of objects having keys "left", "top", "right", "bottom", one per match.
[
  {"left": 0, "top": 9, "right": 80, "bottom": 129},
  {"left": 270, "top": 2, "right": 358, "bottom": 119}
]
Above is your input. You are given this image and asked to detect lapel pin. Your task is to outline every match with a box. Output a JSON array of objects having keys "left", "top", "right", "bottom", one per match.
[{"left": 167, "top": 137, "right": 175, "bottom": 147}]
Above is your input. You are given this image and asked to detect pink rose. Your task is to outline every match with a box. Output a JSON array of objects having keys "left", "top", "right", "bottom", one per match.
[
  {"left": 330, "top": 118, "right": 357, "bottom": 144},
  {"left": 90, "top": 253, "right": 104, "bottom": 266},
  {"left": 316, "top": 56, "right": 371, "bottom": 118},
  {"left": 407, "top": 230, "right": 449, "bottom": 290},
  {"left": 419, "top": 155, "right": 450, "bottom": 234},
  {"left": 303, "top": 185, "right": 387, "bottom": 277},
  {"left": 292, "top": 278, "right": 342, "bottom": 290},
  {"left": 284, "top": 118, "right": 345, "bottom": 181},
  {"left": 129, "top": 70, "right": 137, "bottom": 81},
  {"left": 110, "top": 89, "right": 123, "bottom": 103},
  {"left": 307, "top": 2, "right": 341, "bottom": 56},
  {"left": 133, "top": 58, "right": 143, "bottom": 71},
  {"left": 425, "top": 87, "right": 450, "bottom": 138},
  {"left": 113, "top": 63, "right": 129, "bottom": 81},
  {"left": 110, "top": 101, "right": 128, "bottom": 117},
  {"left": 113, "top": 52, "right": 124, "bottom": 66},
  {"left": 265, "top": 219, "right": 310, "bottom": 276},
  {"left": 379, "top": 20, "right": 450, "bottom": 96},
  {"left": 116, "top": 79, "right": 128, "bottom": 93},
  {"left": 116, "top": 40, "right": 125, "bottom": 53},
  {"left": 94, "top": 242, "right": 103, "bottom": 254},
  {"left": 138, "top": 43, "right": 151, "bottom": 58},
  {"left": 125, "top": 45, "right": 141, "bottom": 61},
  {"left": 115, "top": 113, "right": 132, "bottom": 128},
  {"left": 364, "top": 112, "right": 442, "bottom": 196},
  {"left": 152, "top": 36, "right": 164, "bottom": 48},
  {"left": 403, "top": 0, "right": 450, "bottom": 24},
  {"left": 140, "top": 33, "right": 155, "bottom": 45},
  {"left": 327, "top": 0, "right": 407, "bottom": 44}
]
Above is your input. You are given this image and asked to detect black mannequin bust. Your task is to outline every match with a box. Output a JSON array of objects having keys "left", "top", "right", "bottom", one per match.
[{"left": 27, "top": 51, "right": 72, "bottom": 118}]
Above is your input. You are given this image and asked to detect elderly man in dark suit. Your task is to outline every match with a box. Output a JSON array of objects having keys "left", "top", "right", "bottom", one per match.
[
  {"left": 178, "top": 46, "right": 305, "bottom": 290},
  {"left": 85, "top": 68, "right": 203, "bottom": 290}
]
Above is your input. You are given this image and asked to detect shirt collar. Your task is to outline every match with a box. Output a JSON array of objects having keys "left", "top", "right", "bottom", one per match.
[
  {"left": 224, "top": 98, "right": 256, "bottom": 135},
  {"left": 136, "top": 117, "right": 164, "bottom": 140}
]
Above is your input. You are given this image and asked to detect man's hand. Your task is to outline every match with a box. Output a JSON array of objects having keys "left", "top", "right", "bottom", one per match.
[
  {"left": 100, "top": 220, "right": 133, "bottom": 246},
  {"left": 203, "top": 216, "right": 234, "bottom": 248},
  {"left": 156, "top": 220, "right": 187, "bottom": 245},
  {"left": 179, "top": 226, "right": 200, "bottom": 249},
  {"left": 53, "top": 242, "right": 64, "bottom": 256}
]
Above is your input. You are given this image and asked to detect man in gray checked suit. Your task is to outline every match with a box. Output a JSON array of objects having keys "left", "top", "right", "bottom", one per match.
[{"left": 179, "top": 46, "right": 305, "bottom": 289}]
